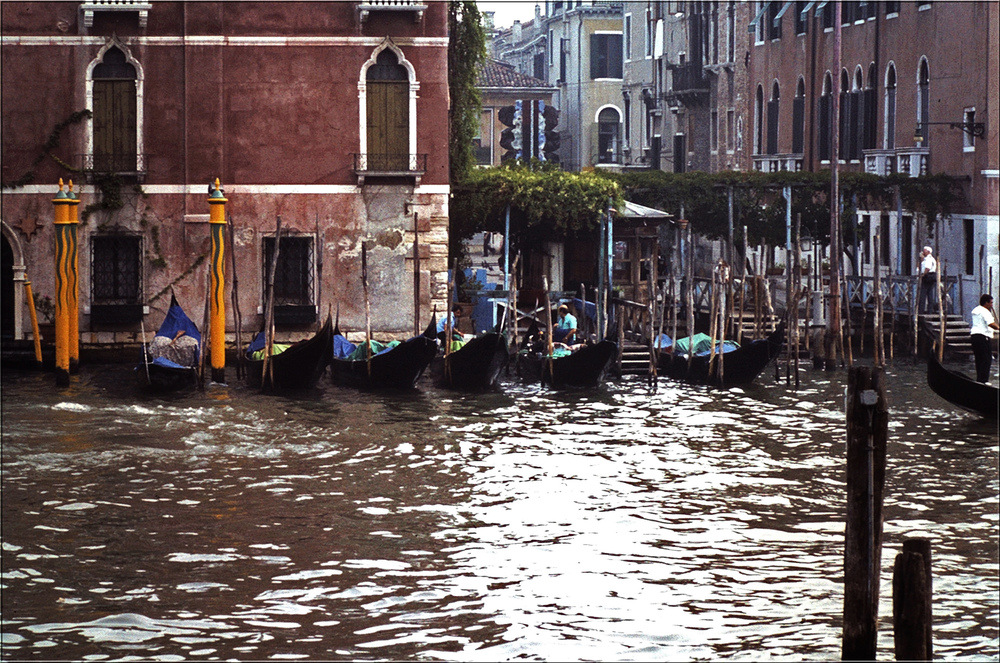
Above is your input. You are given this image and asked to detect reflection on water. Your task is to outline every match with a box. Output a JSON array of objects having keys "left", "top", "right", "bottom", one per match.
[{"left": 2, "top": 361, "right": 997, "bottom": 661}]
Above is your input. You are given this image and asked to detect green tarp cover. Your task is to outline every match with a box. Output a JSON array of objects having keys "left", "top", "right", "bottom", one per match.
[{"left": 346, "top": 339, "right": 400, "bottom": 361}]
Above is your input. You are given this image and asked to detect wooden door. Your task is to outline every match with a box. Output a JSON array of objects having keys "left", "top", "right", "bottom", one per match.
[
  {"left": 367, "top": 81, "right": 408, "bottom": 171},
  {"left": 93, "top": 80, "right": 136, "bottom": 172}
]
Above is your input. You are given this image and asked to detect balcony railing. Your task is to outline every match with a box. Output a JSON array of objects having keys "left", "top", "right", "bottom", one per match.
[
  {"left": 79, "top": 153, "right": 147, "bottom": 182},
  {"left": 664, "top": 62, "right": 710, "bottom": 107},
  {"left": 80, "top": 0, "right": 152, "bottom": 28},
  {"left": 752, "top": 153, "right": 804, "bottom": 173},
  {"left": 357, "top": 0, "right": 427, "bottom": 22},
  {"left": 862, "top": 147, "right": 929, "bottom": 178},
  {"left": 353, "top": 153, "right": 427, "bottom": 185}
]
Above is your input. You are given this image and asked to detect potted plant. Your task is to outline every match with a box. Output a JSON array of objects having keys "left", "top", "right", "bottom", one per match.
[
  {"left": 32, "top": 293, "right": 55, "bottom": 342},
  {"left": 766, "top": 264, "right": 785, "bottom": 276}
]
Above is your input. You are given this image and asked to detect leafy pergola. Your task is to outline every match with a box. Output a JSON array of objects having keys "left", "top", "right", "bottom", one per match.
[{"left": 450, "top": 162, "right": 623, "bottom": 257}]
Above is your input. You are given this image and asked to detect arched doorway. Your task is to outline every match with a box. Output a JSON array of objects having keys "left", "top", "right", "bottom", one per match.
[{"left": 2, "top": 235, "right": 14, "bottom": 339}]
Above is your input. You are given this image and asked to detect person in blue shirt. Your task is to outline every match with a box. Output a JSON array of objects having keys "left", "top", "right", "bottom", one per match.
[
  {"left": 553, "top": 304, "right": 577, "bottom": 344},
  {"left": 437, "top": 304, "right": 465, "bottom": 344}
]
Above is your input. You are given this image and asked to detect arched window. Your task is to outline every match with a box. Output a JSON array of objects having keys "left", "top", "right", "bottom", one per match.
[
  {"left": 839, "top": 69, "right": 851, "bottom": 159},
  {"left": 597, "top": 107, "right": 621, "bottom": 164},
  {"left": 767, "top": 81, "right": 780, "bottom": 155},
  {"left": 754, "top": 84, "right": 764, "bottom": 155},
  {"left": 818, "top": 72, "right": 832, "bottom": 161},
  {"left": 366, "top": 49, "right": 409, "bottom": 171},
  {"left": 863, "top": 63, "right": 877, "bottom": 151},
  {"left": 916, "top": 57, "right": 929, "bottom": 145},
  {"left": 358, "top": 41, "right": 419, "bottom": 174},
  {"left": 884, "top": 63, "right": 897, "bottom": 149},
  {"left": 89, "top": 44, "right": 140, "bottom": 174},
  {"left": 792, "top": 77, "right": 805, "bottom": 154}
]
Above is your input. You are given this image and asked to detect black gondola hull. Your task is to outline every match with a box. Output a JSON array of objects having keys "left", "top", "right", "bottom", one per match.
[
  {"left": 137, "top": 363, "right": 200, "bottom": 392},
  {"left": 431, "top": 332, "right": 509, "bottom": 391},
  {"left": 927, "top": 351, "right": 998, "bottom": 419},
  {"left": 518, "top": 340, "right": 617, "bottom": 389},
  {"left": 330, "top": 335, "right": 438, "bottom": 390},
  {"left": 246, "top": 317, "right": 333, "bottom": 391},
  {"left": 657, "top": 324, "right": 785, "bottom": 388}
]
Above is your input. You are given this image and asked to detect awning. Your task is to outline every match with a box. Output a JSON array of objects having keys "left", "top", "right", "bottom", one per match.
[
  {"left": 620, "top": 200, "right": 674, "bottom": 222},
  {"left": 748, "top": 1, "right": 771, "bottom": 34}
]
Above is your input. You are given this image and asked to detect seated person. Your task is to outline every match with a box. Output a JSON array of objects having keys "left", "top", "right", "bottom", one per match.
[
  {"left": 437, "top": 305, "right": 466, "bottom": 345},
  {"left": 553, "top": 304, "right": 577, "bottom": 344},
  {"left": 149, "top": 329, "right": 199, "bottom": 367}
]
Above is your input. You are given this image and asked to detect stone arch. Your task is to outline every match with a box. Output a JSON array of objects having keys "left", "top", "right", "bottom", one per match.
[{"left": 1, "top": 220, "right": 27, "bottom": 340}]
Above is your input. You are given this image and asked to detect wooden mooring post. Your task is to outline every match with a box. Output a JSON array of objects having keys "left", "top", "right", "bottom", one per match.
[
  {"left": 893, "top": 538, "right": 933, "bottom": 660},
  {"left": 842, "top": 366, "right": 888, "bottom": 661}
]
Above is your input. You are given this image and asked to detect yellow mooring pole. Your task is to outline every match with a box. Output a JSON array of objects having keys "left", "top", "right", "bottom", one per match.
[
  {"left": 67, "top": 180, "right": 80, "bottom": 373},
  {"left": 208, "top": 178, "right": 228, "bottom": 384},
  {"left": 52, "top": 179, "right": 72, "bottom": 386}
]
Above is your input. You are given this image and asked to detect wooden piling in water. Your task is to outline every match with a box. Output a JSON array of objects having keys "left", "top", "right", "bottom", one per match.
[
  {"left": 842, "top": 366, "right": 889, "bottom": 661},
  {"left": 893, "top": 538, "right": 933, "bottom": 661}
]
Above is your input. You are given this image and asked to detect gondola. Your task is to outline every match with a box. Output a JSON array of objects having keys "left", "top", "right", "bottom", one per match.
[
  {"left": 329, "top": 324, "right": 439, "bottom": 390},
  {"left": 927, "top": 346, "right": 998, "bottom": 419},
  {"left": 245, "top": 314, "right": 333, "bottom": 390},
  {"left": 427, "top": 315, "right": 510, "bottom": 391},
  {"left": 516, "top": 321, "right": 617, "bottom": 389},
  {"left": 137, "top": 294, "right": 202, "bottom": 392},
  {"left": 656, "top": 322, "right": 785, "bottom": 388}
]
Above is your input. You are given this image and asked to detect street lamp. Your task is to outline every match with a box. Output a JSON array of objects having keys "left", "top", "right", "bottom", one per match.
[{"left": 914, "top": 120, "right": 986, "bottom": 143}]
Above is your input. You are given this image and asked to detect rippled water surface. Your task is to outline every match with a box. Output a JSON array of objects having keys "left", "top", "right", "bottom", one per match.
[{"left": 2, "top": 360, "right": 997, "bottom": 661}]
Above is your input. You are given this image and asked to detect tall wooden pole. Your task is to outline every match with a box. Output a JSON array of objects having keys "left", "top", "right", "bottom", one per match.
[
  {"left": 227, "top": 213, "right": 245, "bottom": 380},
  {"left": 24, "top": 280, "right": 43, "bottom": 366},
  {"left": 207, "top": 178, "right": 227, "bottom": 384},
  {"left": 827, "top": 0, "right": 844, "bottom": 371},
  {"left": 843, "top": 365, "right": 889, "bottom": 661},
  {"left": 67, "top": 180, "right": 80, "bottom": 374},
  {"left": 363, "top": 242, "right": 373, "bottom": 379},
  {"left": 413, "top": 212, "right": 421, "bottom": 337},
  {"left": 542, "top": 275, "right": 554, "bottom": 385},
  {"left": 52, "top": 179, "right": 71, "bottom": 387}
]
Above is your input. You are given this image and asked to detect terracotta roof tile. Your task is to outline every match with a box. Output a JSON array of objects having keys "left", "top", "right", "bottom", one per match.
[{"left": 478, "top": 59, "right": 553, "bottom": 89}]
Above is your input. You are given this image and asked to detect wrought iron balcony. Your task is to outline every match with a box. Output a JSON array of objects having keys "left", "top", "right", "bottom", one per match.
[
  {"left": 664, "top": 62, "right": 710, "bottom": 107},
  {"left": 353, "top": 153, "right": 427, "bottom": 185},
  {"left": 357, "top": 0, "right": 427, "bottom": 22},
  {"left": 80, "top": 0, "right": 153, "bottom": 28},
  {"left": 862, "top": 147, "right": 929, "bottom": 178},
  {"left": 79, "top": 153, "right": 147, "bottom": 182}
]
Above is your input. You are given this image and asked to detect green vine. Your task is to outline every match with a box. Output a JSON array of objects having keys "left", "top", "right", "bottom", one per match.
[
  {"left": 1, "top": 110, "right": 92, "bottom": 189},
  {"left": 146, "top": 253, "right": 208, "bottom": 305},
  {"left": 448, "top": 0, "right": 488, "bottom": 184}
]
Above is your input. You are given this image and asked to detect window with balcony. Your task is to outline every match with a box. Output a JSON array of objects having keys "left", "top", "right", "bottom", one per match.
[
  {"left": 916, "top": 58, "right": 929, "bottom": 145},
  {"left": 357, "top": 43, "right": 423, "bottom": 181},
  {"left": 884, "top": 63, "right": 896, "bottom": 149},
  {"left": 792, "top": 78, "right": 805, "bottom": 154},
  {"left": 262, "top": 236, "right": 316, "bottom": 326},
  {"left": 89, "top": 44, "right": 142, "bottom": 177},
  {"left": 754, "top": 84, "right": 764, "bottom": 155},
  {"left": 91, "top": 234, "right": 142, "bottom": 324},
  {"left": 766, "top": 82, "right": 779, "bottom": 155},
  {"left": 356, "top": 0, "right": 427, "bottom": 23},
  {"left": 591, "top": 33, "right": 623, "bottom": 79},
  {"left": 818, "top": 73, "right": 833, "bottom": 161}
]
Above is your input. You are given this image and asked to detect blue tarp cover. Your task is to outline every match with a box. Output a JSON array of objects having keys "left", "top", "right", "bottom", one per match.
[
  {"left": 658, "top": 332, "right": 740, "bottom": 356},
  {"left": 151, "top": 356, "right": 189, "bottom": 370},
  {"left": 156, "top": 301, "right": 201, "bottom": 360},
  {"left": 332, "top": 335, "right": 405, "bottom": 361}
]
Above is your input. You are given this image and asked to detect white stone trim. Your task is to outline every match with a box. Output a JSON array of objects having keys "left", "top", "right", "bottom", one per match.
[
  {"left": 357, "top": 39, "right": 419, "bottom": 170},
  {"left": 85, "top": 38, "right": 144, "bottom": 175},
  {"left": 2, "top": 36, "right": 449, "bottom": 47},
  {"left": 3, "top": 184, "right": 451, "bottom": 195},
  {"left": 1, "top": 220, "right": 27, "bottom": 340}
]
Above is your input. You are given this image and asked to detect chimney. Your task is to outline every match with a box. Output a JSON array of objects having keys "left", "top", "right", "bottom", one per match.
[
  {"left": 535, "top": 4, "right": 542, "bottom": 22},
  {"left": 513, "top": 20, "right": 522, "bottom": 42}
]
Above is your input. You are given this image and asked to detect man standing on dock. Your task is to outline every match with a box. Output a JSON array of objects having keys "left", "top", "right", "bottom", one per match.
[
  {"left": 970, "top": 294, "right": 999, "bottom": 383},
  {"left": 919, "top": 247, "right": 937, "bottom": 313}
]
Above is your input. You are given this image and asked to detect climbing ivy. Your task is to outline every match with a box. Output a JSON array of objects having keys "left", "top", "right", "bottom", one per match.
[
  {"left": 448, "top": 0, "right": 488, "bottom": 184},
  {"left": 0, "top": 109, "right": 92, "bottom": 189}
]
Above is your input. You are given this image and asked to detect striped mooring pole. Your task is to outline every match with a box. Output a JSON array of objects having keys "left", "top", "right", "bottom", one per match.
[
  {"left": 52, "top": 179, "right": 72, "bottom": 386},
  {"left": 208, "top": 178, "right": 228, "bottom": 384},
  {"left": 67, "top": 180, "right": 80, "bottom": 374}
]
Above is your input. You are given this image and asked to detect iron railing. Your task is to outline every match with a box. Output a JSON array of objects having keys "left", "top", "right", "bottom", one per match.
[{"left": 353, "top": 153, "right": 427, "bottom": 174}]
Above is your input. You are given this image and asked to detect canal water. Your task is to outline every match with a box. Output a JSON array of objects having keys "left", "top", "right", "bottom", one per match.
[{"left": 1, "top": 360, "right": 997, "bottom": 661}]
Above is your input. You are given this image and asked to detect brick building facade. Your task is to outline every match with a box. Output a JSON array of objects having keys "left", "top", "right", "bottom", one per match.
[{"left": 1, "top": 0, "right": 450, "bottom": 347}]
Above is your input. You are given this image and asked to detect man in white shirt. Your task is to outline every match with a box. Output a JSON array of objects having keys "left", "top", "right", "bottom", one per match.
[
  {"left": 970, "top": 294, "right": 999, "bottom": 383},
  {"left": 919, "top": 246, "right": 938, "bottom": 313}
]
